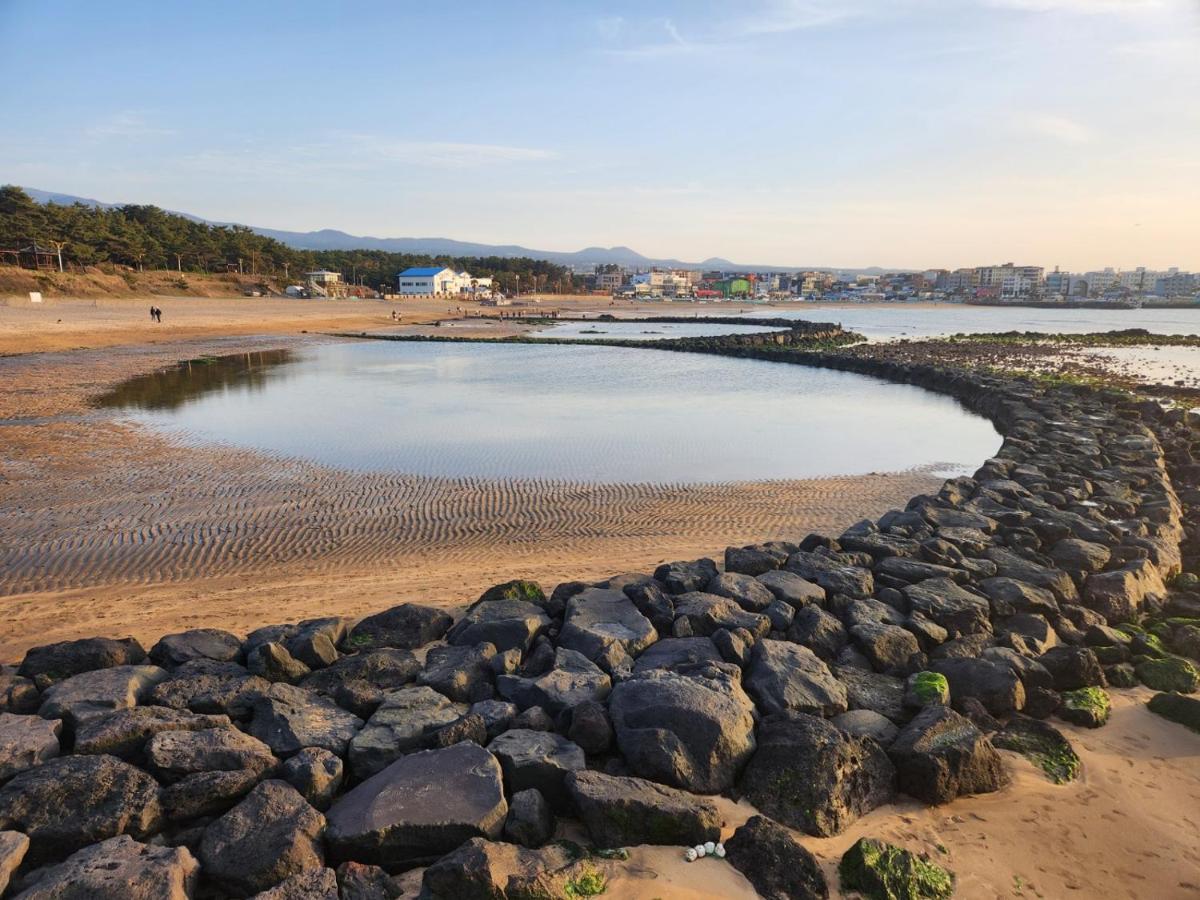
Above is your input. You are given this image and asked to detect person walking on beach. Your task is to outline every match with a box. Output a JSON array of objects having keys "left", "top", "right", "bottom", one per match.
[{"left": 149, "top": 305, "right": 156, "bottom": 322}]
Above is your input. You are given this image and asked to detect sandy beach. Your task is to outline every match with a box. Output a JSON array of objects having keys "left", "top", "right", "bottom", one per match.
[{"left": 0, "top": 294, "right": 939, "bottom": 661}]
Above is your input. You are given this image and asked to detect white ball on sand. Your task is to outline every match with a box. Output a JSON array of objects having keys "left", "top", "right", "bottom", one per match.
[
  {"left": 684, "top": 847, "right": 698, "bottom": 862},
  {"left": 694, "top": 844, "right": 707, "bottom": 858},
  {"left": 703, "top": 841, "right": 716, "bottom": 856},
  {"left": 715, "top": 843, "right": 726, "bottom": 858}
]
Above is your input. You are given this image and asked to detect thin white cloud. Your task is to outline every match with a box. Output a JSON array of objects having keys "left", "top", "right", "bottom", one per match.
[
  {"left": 85, "top": 111, "right": 175, "bottom": 140},
  {"left": 984, "top": 0, "right": 1165, "bottom": 13},
  {"left": 1025, "top": 113, "right": 1094, "bottom": 144},
  {"left": 735, "top": 0, "right": 861, "bottom": 35}
]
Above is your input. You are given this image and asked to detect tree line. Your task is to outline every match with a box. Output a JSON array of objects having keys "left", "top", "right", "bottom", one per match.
[{"left": 0, "top": 186, "right": 577, "bottom": 292}]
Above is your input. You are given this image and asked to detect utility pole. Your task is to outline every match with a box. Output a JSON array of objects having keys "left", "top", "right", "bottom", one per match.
[{"left": 49, "top": 240, "right": 67, "bottom": 273}]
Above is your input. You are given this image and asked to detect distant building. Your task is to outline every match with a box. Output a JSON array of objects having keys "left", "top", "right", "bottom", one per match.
[
  {"left": 305, "top": 269, "right": 348, "bottom": 298},
  {"left": 1083, "top": 269, "right": 1118, "bottom": 296},
  {"left": 593, "top": 264, "right": 625, "bottom": 293},
  {"left": 396, "top": 267, "right": 491, "bottom": 296},
  {"left": 1118, "top": 267, "right": 1160, "bottom": 294},
  {"left": 1155, "top": 271, "right": 1196, "bottom": 297}
]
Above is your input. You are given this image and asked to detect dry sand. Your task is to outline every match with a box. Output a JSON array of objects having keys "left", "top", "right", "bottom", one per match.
[{"left": 0, "top": 295, "right": 938, "bottom": 660}]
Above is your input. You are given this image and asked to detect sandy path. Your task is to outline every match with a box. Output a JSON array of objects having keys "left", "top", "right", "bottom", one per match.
[{"left": 0, "top": 325, "right": 940, "bottom": 660}]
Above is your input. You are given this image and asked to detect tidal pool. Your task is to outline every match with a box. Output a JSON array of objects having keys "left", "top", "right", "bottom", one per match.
[{"left": 98, "top": 341, "right": 1001, "bottom": 484}]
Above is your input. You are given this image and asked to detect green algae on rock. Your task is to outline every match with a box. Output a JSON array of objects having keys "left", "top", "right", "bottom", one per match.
[
  {"left": 1058, "top": 687, "right": 1111, "bottom": 728},
  {"left": 1135, "top": 656, "right": 1200, "bottom": 693},
  {"left": 993, "top": 716, "right": 1080, "bottom": 784},
  {"left": 839, "top": 837, "right": 954, "bottom": 900},
  {"left": 1146, "top": 692, "right": 1200, "bottom": 734}
]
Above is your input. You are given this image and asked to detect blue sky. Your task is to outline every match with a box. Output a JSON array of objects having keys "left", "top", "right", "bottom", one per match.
[{"left": 1, "top": 0, "right": 1197, "bottom": 269}]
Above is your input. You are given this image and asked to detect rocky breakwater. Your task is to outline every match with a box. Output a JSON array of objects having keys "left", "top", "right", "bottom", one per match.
[{"left": 3, "top": 351, "right": 1200, "bottom": 898}]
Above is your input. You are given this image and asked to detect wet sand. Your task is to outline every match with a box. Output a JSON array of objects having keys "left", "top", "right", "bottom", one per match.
[{"left": 0, "top": 302, "right": 940, "bottom": 660}]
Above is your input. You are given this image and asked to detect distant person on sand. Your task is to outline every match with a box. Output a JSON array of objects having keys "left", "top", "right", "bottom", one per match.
[{"left": 149, "top": 305, "right": 156, "bottom": 322}]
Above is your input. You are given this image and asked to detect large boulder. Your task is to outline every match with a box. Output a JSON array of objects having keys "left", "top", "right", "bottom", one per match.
[
  {"left": 850, "top": 622, "right": 921, "bottom": 675},
  {"left": 903, "top": 578, "right": 992, "bottom": 638},
  {"left": 786, "top": 551, "right": 874, "bottom": 599},
  {"left": 0, "top": 754, "right": 163, "bottom": 865},
  {"left": 706, "top": 573, "right": 775, "bottom": 612},
  {"left": 18, "top": 637, "right": 146, "bottom": 688},
  {"left": 148, "top": 659, "right": 269, "bottom": 719},
  {"left": 566, "top": 769, "right": 722, "bottom": 849},
  {"left": 72, "top": 707, "right": 229, "bottom": 761},
  {"left": 984, "top": 547, "right": 1078, "bottom": 603},
  {"left": 325, "top": 742, "right": 507, "bottom": 867},
  {"left": 199, "top": 779, "right": 325, "bottom": 896},
  {"left": 0, "top": 714, "right": 60, "bottom": 783},
  {"left": 417, "top": 643, "right": 496, "bottom": 703},
  {"left": 1038, "top": 646, "right": 1105, "bottom": 691},
  {"left": 931, "top": 658, "right": 1025, "bottom": 716},
  {"left": 888, "top": 705, "right": 1006, "bottom": 804},
  {"left": 724, "top": 815, "right": 829, "bottom": 900},
  {"left": 300, "top": 649, "right": 420, "bottom": 718},
  {"left": 836, "top": 666, "right": 907, "bottom": 724},
  {"left": 145, "top": 726, "right": 277, "bottom": 781},
  {"left": 487, "top": 729, "right": 585, "bottom": 812},
  {"left": 979, "top": 577, "right": 1059, "bottom": 617},
  {"left": 283, "top": 747, "right": 344, "bottom": 811},
  {"left": 671, "top": 593, "right": 771, "bottom": 637},
  {"left": 631, "top": 637, "right": 722, "bottom": 674},
  {"left": 251, "top": 868, "right": 339, "bottom": 899},
  {"left": 725, "top": 544, "right": 788, "bottom": 576},
  {"left": 739, "top": 713, "right": 895, "bottom": 837},
  {"left": 420, "top": 838, "right": 602, "bottom": 900},
  {"left": 654, "top": 558, "right": 719, "bottom": 594},
  {"left": 744, "top": 640, "right": 848, "bottom": 718},
  {"left": 38, "top": 665, "right": 167, "bottom": 729},
  {"left": 248, "top": 683, "right": 363, "bottom": 757},
  {"left": 1084, "top": 558, "right": 1168, "bottom": 623},
  {"left": 247, "top": 643, "right": 311, "bottom": 684},
  {"left": 0, "top": 673, "right": 39, "bottom": 715},
  {"left": 558, "top": 588, "right": 657, "bottom": 671},
  {"left": 0, "top": 831, "right": 26, "bottom": 896},
  {"left": 348, "top": 686, "right": 467, "bottom": 779},
  {"left": 342, "top": 604, "right": 453, "bottom": 652},
  {"left": 10, "top": 835, "right": 198, "bottom": 900},
  {"left": 149, "top": 629, "right": 242, "bottom": 668},
  {"left": 788, "top": 606, "right": 849, "bottom": 661},
  {"left": 446, "top": 600, "right": 551, "bottom": 654},
  {"left": 496, "top": 648, "right": 611, "bottom": 715},
  {"left": 1050, "top": 538, "right": 1111, "bottom": 576},
  {"left": 608, "top": 662, "right": 756, "bottom": 793},
  {"left": 503, "top": 788, "right": 554, "bottom": 848},
  {"left": 838, "top": 837, "right": 953, "bottom": 900},
  {"left": 757, "top": 570, "right": 826, "bottom": 609},
  {"left": 160, "top": 769, "right": 262, "bottom": 823}
]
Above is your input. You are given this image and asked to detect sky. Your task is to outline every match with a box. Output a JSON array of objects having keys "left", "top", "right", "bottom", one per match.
[{"left": 1, "top": 0, "right": 1197, "bottom": 271}]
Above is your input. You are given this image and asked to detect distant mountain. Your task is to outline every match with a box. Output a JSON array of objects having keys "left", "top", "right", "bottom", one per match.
[{"left": 23, "top": 187, "right": 895, "bottom": 274}]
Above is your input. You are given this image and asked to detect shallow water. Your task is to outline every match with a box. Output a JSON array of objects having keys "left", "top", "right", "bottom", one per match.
[
  {"left": 99, "top": 341, "right": 1000, "bottom": 484},
  {"left": 528, "top": 321, "right": 785, "bottom": 341},
  {"left": 726, "top": 303, "right": 1200, "bottom": 341}
]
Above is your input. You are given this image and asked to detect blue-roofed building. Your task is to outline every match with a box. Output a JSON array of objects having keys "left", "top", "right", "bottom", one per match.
[
  {"left": 396, "top": 266, "right": 492, "bottom": 297},
  {"left": 397, "top": 265, "right": 458, "bottom": 295}
]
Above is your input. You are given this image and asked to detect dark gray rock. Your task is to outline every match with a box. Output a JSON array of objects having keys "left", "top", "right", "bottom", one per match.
[
  {"left": 850, "top": 622, "right": 921, "bottom": 675},
  {"left": 300, "top": 649, "right": 420, "bottom": 719},
  {"left": 608, "top": 662, "right": 756, "bottom": 793},
  {"left": 335, "top": 862, "right": 402, "bottom": 900},
  {"left": 712, "top": 627, "right": 751, "bottom": 667},
  {"left": 932, "top": 657, "right": 1025, "bottom": 716},
  {"left": 487, "top": 729, "right": 585, "bottom": 812},
  {"left": 282, "top": 747, "right": 343, "bottom": 810},
  {"left": 706, "top": 572, "right": 775, "bottom": 612},
  {"left": 559, "top": 588, "right": 657, "bottom": 671},
  {"left": 1039, "top": 646, "right": 1106, "bottom": 691},
  {"left": 446, "top": 599, "right": 551, "bottom": 654},
  {"left": 888, "top": 705, "right": 1006, "bottom": 804},
  {"left": 725, "top": 544, "right": 788, "bottom": 576},
  {"left": 247, "top": 642, "right": 312, "bottom": 684},
  {"left": 18, "top": 637, "right": 146, "bottom": 688},
  {"left": 248, "top": 683, "right": 363, "bottom": 757},
  {"left": 419, "top": 839, "right": 595, "bottom": 900},
  {"left": 348, "top": 686, "right": 467, "bottom": 779},
  {"left": 325, "top": 742, "right": 507, "bottom": 867},
  {"left": 343, "top": 604, "right": 453, "bottom": 652},
  {"left": 469, "top": 699, "right": 519, "bottom": 740},
  {"left": 160, "top": 768, "right": 262, "bottom": 822},
  {"left": 787, "top": 605, "right": 848, "bottom": 661},
  {"left": 38, "top": 665, "right": 168, "bottom": 729},
  {"left": 978, "top": 577, "right": 1060, "bottom": 616},
  {"left": 831, "top": 709, "right": 900, "bottom": 747},
  {"left": 757, "top": 570, "right": 826, "bottom": 609},
  {"left": 566, "top": 769, "right": 722, "bottom": 849},
  {"left": 10, "top": 835, "right": 197, "bottom": 900},
  {"left": 503, "top": 788, "right": 554, "bottom": 848},
  {"left": 146, "top": 726, "right": 277, "bottom": 780},
  {"left": 744, "top": 640, "right": 848, "bottom": 717},
  {"left": 0, "top": 754, "right": 163, "bottom": 865},
  {"left": 512, "top": 706, "right": 555, "bottom": 732},
  {"left": 198, "top": 779, "right": 325, "bottom": 896},
  {"left": 0, "top": 673, "right": 39, "bottom": 715},
  {"left": 496, "top": 648, "right": 611, "bottom": 715},
  {"left": 785, "top": 551, "right": 874, "bottom": 599},
  {"left": 251, "top": 867, "right": 339, "bottom": 899},
  {"left": 148, "top": 659, "right": 269, "bottom": 719},
  {"left": 998, "top": 613, "right": 1059, "bottom": 655},
  {"left": 621, "top": 581, "right": 676, "bottom": 634},
  {"left": 1050, "top": 538, "right": 1111, "bottom": 575},
  {"left": 0, "top": 713, "right": 60, "bottom": 783},
  {"left": 631, "top": 637, "right": 722, "bottom": 674},
  {"left": 836, "top": 666, "right": 907, "bottom": 723},
  {"left": 723, "top": 815, "right": 829, "bottom": 900},
  {"left": 0, "top": 831, "right": 25, "bottom": 897},
  {"left": 417, "top": 643, "right": 497, "bottom": 703},
  {"left": 654, "top": 558, "right": 719, "bottom": 594},
  {"left": 985, "top": 547, "right": 1079, "bottom": 603},
  {"left": 149, "top": 629, "right": 242, "bottom": 668},
  {"left": 565, "top": 700, "right": 613, "bottom": 755},
  {"left": 903, "top": 578, "right": 992, "bottom": 638},
  {"left": 672, "top": 592, "right": 771, "bottom": 637},
  {"left": 739, "top": 713, "right": 894, "bottom": 837}
]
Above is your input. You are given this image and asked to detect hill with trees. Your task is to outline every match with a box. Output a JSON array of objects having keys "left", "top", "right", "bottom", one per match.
[{"left": 0, "top": 186, "right": 575, "bottom": 294}]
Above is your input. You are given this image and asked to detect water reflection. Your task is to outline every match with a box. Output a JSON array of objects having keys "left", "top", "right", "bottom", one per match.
[{"left": 95, "top": 349, "right": 295, "bottom": 411}]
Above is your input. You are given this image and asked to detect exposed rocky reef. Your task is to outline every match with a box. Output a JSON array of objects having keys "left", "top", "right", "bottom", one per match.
[{"left": 3, "top": 325, "right": 1200, "bottom": 898}]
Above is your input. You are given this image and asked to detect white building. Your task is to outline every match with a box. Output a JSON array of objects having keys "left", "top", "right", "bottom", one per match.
[{"left": 396, "top": 267, "right": 492, "bottom": 296}]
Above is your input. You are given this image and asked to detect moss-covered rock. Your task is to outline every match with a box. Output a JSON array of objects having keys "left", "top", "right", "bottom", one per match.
[
  {"left": 1058, "top": 687, "right": 1111, "bottom": 728},
  {"left": 1104, "top": 663, "right": 1139, "bottom": 688},
  {"left": 1092, "top": 645, "right": 1128, "bottom": 665},
  {"left": 993, "top": 715, "right": 1080, "bottom": 784},
  {"left": 1135, "top": 656, "right": 1199, "bottom": 693},
  {"left": 1147, "top": 692, "right": 1200, "bottom": 734},
  {"left": 904, "top": 671, "right": 950, "bottom": 708},
  {"left": 1170, "top": 572, "right": 1200, "bottom": 590},
  {"left": 479, "top": 580, "right": 547, "bottom": 606},
  {"left": 839, "top": 837, "right": 954, "bottom": 900}
]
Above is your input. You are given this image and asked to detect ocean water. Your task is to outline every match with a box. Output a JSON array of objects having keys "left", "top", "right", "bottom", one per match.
[{"left": 99, "top": 340, "right": 1000, "bottom": 484}]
